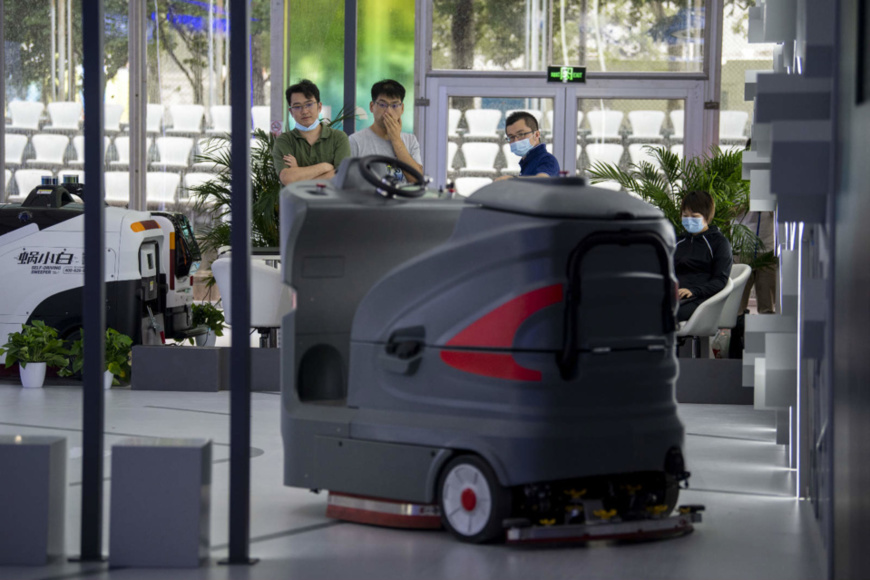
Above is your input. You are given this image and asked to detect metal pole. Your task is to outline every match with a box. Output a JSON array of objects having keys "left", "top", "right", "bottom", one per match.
[
  {"left": 58, "top": 0, "right": 66, "bottom": 101},
  {"left": 77, "top": 0, "right": 106, "bottom": 562},
  {"left": 51, "top": 0, "right": 57, "bottom": 102},
  {"left": 269, "top": 0, "right": 285, "bottom": 134},
  {"left": 129, "top": 0, "right": 146, "bottom": 211},
  {"left": 343, "top": 0, "right": 358, "bottom": 135},
  {"left": 67, "top": 0, "right": 74, "bottom": 99},
  {"left": 209, "top": 0, "right": 215, "bottom": 116},
  {"left": 221, "top": 0, "right": 256, "bottom": 566}
]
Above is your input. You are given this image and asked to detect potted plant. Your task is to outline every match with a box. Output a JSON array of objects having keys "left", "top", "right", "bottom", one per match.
[
  {"left": 191, "top": 302, "right": 225, "bottom": 347},
  {"left": 0, "top": 320, "right": 69, "bottom": 388},
  {"left": 587, "top": 146, "right": 777, "bottom": 272},
  {"left": 61, "top": 328, "right": 133, "bottom": 389}
]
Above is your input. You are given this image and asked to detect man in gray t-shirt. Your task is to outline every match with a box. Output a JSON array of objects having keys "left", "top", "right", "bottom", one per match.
[{"left": 349, "top": 79, "right": 423, "bottom": 184}]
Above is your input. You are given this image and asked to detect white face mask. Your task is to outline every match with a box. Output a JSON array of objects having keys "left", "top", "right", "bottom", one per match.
[{"left": 295, "top": 119, "right": 321, "bottom": 132}]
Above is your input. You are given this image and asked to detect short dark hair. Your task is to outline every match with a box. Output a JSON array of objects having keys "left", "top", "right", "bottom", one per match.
[
  {"left": 505, "top": 111, "right": 539, "bottom": 133},
  {"left": 286, "top": 79, "right": 320, "bottom": 106},
  {"left": 371, "top": 79, "right": 406, "bottom": 103},
  {"left": 681, "top": 190, "right": 716, "bottom": 223}
]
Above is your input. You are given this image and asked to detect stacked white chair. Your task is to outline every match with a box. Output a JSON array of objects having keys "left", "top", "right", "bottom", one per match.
[
  {"left": 104, "top": 103, "right": 125, "bottom": 132},
  {"left": 583, "top": 143, "right": 624, "bottom": 172},
  {"left": 5, "top": 134, "right": 29, "bottom": 166},
  {"left": 104, "top": 171, "right": 132, "bottom": 205},
  {"left": 447, "top": 141, "right": 459, "bottom": 170},
  {"left": 70, "top": 136, "right": 111, "bottom": 167},
  {"left": 448, "top": 108, "right": 462, "bottom": 137},
  {"left": 181, "top": 172, "right": 217, "bottom": 205},
  {"left": 4, "top": 169, "right": 11, "bottom": 194},
  {"left": 7, "top": 101, "right": 45, "bottom": 131},
  {"left": 251, "top": 106, "right": 271, "bottom": 133},
  {"left": 167, "top": 104, "right": 204, "bottom": 134},
  {"left": 671, "top": 144, "right": 685, "bottom": 158},
  {"left": 209, "top": 105, "right": 232, "bottom": 134},
  {"left": 453, "top": 177, "right": 492, "bottom": 197},
  {"left": 194, "top": 137, "right": 230, "bottom": 171},
  {"left": 586, "top": 110, "right": 624, "bottom": 139},
  {"left": 13, "top": 170, "right": 51, "bottom": 201},
  {"left": 28, "top": 134, "right": 70, "bottom": 167},
  {"left": 628, "top": 144, "right": 662, "bottom": 169},
  {"left": 146, "top": 104, "right": 165, "bottom": 133},
  {"left": 45, "top": 101, "right": 83, "bottom": 131},
  {"left": 501, "top": 144, "right": 521, "bottom": 174},
  {"left": 108, "top": 136, "right": 131, "bottom": 167},
  {"left": 464, "top": 109, "right": 502, "bottom": 138},
  {"left": 670, "top": 110, "right": 685, "bottom": 139},
  {"left": 146, "top": 171, "right": 181, "bottom": 206},
  {"left": 459, "top": 142, "right": 499, "bottom": 174},
  {"left": 719, "top": 110, "right": 749, "bottom": 140},
  {"left": 154, "top": 136, "right": 194, "bottom": 170},
  {"left": 627, "top": 111, "right": 666, "bottom": 140}
]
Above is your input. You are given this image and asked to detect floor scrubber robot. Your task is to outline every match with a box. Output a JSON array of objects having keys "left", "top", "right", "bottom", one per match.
[
  {"left": 280, "top": 157, "right": 701, "bottom": 543},
  {"left": 0, "top": 177, "right": 205, "bottom": 363}
]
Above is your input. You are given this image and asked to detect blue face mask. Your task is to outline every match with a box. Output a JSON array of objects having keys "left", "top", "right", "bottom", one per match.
[
  {"left": 295, "top": 119, "right": 320, "bottom": 132},
  {"left": 682, "top": 217, "right": 705, "bottom": 233},
  {"left": 510, "top": 138, "right": 534, "bottom": 157}
]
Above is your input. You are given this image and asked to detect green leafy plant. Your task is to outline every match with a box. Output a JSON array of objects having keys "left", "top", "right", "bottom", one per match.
[
  {"left": 0, "top": 320, "right": 69, "bottom": 369},
  {"left": 61, "top": 328, "right": 133, "bottom": 385},
  {"left": 191, "top": 302, "right": 225, "bottom": 342},
  {"left": 587, "top": 145, "right": 777, "bottom": 272}
]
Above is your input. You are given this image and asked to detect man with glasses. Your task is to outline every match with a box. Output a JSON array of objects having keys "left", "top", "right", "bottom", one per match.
[
  {"left": 272, "top": 79, "right": 351, "bottom": 185},
  {"left": 495, "top": 111, "right": 560, "bottom": 181},
  {"left": 349, "top": 79, "right": 423, "bottom": 184}
]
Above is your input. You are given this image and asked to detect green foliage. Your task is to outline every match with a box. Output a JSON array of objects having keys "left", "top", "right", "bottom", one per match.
[
  {"left": 61, "top": 328, "right": 133, "bottom": 385},
  {"left": 192, "top": 303, "right": 225, "bottom": 337},
  {"left": 0, "top": 321, "right": 69, "bottom": 369},
  {"left": 588, "top": 145, "right": 777, "bottom": 272}
]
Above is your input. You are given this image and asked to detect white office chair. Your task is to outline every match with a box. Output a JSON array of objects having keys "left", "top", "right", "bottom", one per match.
[
  {"left": 210, "top": 253, "right": 294, "bottom": 346},
  {"left": 166, "top": 104, "right": 204, "bottom": 134},
  {"left": 628, "top": 144, "right": 662, "bottom": 169},
  {"left": 251, "top": 106, "right": 271, "bottom": 133},
  {"left": 5, "top": 134, "right": 29, "bottom": 166},
  {"left": 7, "top": 101, "right": 45, "bottom": 131},
  {"left": 453, "top": 177, "right": 492, "bottom": 197},
  {"left": 70, "top": 136, "right": 112, "bottom": 167},
  {"left": 28, "top": 134, "right": 70, "bottom": 167},
  {"left": 145, "top": 104, "right": 165, "bottom": 133},
  {"left": 583, "top": 143, "right": 624, "bottom": 172},
  {"left": 627, "top": 111, "right": 666, "bottom": 140},
  {"left": 104, "top": 103, "right": 125, "bottom": 132},
  {"left": 464, "top": 109, "right": 502, "bottom": 137},
  {"left": 459, "top": 142, "right": 499, "bottom": 174},
  {"left": 676, "top": 277, "right": 734, "bottom": 358},
  {"left": 717, "top": 264, "right": 753, "bottom": 329},
  {"left": 104, "top": 171, "right": 132, "bottom": 205},
  {"left": 154, "top": 136, "right": 195, "bottom": 170},
  {"left": 501, "top": 143, "right": 521, "bottom": 174},
  {"left": 13, "top": 169, "right": 52, "bottom": 201},
  {"left": 448, "top": 108, "right": 462, "bottom": 137},
  {"left": 45, "top": 101, "right": 83, "bottom": 131},
  {"left": 670, "top": 110, "right": 685, "bottom": 139},
  {"left": 586, "top": 110, "right": 624, "bottom": 139},
  {"left": 208, "top": 105, "right": 232, "bottom": 134},
  {"left": 146, "top": 171, "right": 181, "bottom": 206},
  {"left": 720, "top": 110, "right": 749, "bottom": 140}
]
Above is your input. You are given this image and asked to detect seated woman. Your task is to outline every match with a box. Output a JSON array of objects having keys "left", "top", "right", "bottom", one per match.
[{"left": 674, "top": 190, "right": 733, "bottom": 322}]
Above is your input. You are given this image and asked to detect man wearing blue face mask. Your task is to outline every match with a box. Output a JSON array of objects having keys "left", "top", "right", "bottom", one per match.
[
  {"left": 673, "top": 190, "right": 733, "bottom": 322},
  {"left": 272, "top": 79, "right": 351, "bottom": 185},
  {"left": 494, "top": 111, "right": 560, "bottom": 181}
]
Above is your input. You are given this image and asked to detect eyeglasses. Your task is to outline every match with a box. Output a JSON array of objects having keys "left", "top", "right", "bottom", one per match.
[
  {"left": 289, "top": 102, "right": 318, "bottom": 113},
  {"left": 375, "top": 101, "right": 403, "bottom": 111},
  {"left": 504, "top": 130, "right": 534, "bottom": 143}
]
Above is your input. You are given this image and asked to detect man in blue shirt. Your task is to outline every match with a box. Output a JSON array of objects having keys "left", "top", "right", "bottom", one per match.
[{"left": 495, "top": 111, "right": 560, "bottom": 181}]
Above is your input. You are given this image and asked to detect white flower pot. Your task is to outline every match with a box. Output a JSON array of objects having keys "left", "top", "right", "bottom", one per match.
[
  {"left": 195, "top": 330, "right": 217, "bottom": 347},
  {"left": 20, "top": 362, "right": 47, "bottom": 389},
  {"left": 104, "top": 370, "right": 114, "bottom": 390}
]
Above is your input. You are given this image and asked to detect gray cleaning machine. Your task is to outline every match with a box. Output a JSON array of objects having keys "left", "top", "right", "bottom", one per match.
[{"left": 279, "top": 157, "right": 696, "bottom": 543}]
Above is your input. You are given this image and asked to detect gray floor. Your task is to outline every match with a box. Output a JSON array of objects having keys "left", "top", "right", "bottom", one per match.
[{"left": 0, "top": 381, "right": 826, "bottom": 580}]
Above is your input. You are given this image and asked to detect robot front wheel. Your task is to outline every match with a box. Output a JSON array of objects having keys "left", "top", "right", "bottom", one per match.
[{"left": 438, "top": 455, "right": 511, "bottom": 543}]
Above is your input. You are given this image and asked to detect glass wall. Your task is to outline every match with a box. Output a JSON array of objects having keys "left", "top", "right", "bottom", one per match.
[{"left": 432, "top": 0, "right": 705, "bottom": 73}]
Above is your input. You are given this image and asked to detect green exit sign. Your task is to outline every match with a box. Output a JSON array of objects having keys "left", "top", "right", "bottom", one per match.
[{"left": 547, "top": 66, "right": 587, "bottom": 83}]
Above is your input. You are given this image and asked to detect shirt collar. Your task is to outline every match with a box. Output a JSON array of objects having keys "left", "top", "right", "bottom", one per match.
[{"left": 291, "top": 123, "right": 331, "bottom": 142}]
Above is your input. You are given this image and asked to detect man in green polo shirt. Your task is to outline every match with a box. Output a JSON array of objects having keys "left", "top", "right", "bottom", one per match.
[{"left": 272, "top": 79, "right": 351, "bottom": 185}]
